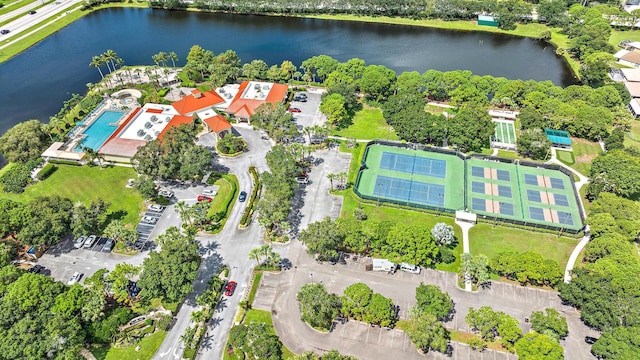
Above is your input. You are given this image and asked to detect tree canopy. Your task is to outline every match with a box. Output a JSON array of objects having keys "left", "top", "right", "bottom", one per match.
[{"left": 0, "top": 120, "right": 50, "bottom": 163}]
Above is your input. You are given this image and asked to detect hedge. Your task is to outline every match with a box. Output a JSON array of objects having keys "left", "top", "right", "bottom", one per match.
[
  {"left": 239, "top": 166, "right": 261, "bottom": 228},
  {"left": 36, "top": 163, "right": 57, "bottom": 181},
  {"left": 49, "top": 159, "right": 82, "bottom": 166}
]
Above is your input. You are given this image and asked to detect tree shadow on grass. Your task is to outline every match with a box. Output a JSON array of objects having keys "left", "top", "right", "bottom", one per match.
[{"left": 106, "top": 209, "right": 127, "bottom": 223}]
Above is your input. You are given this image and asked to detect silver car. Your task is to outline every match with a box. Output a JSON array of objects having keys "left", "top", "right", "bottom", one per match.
[
  {"left": 68, "top": 272, "right": 83, "bottom": 285},
  {"left": 73, "top": 235, "right": 87, "bottom": 249}
]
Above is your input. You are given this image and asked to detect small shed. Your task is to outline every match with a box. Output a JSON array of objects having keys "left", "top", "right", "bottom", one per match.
[
  {"left": 544, "top": 128, "right": 572, "bottom": 148},
  {"left": 478, "top": 15, "right": 499, "bottom": 27}
]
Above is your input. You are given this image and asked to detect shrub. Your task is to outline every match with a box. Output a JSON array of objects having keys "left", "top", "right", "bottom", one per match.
[
  {"left": 157, "top": 88, "right": 170, "bottom": 97},
  {"left": 49, "top": 159, "right": 81, "bottom": 166},
  {"left": 0, "top": 164, "right": 31, "bottom": 193},
  {"left": 36, "top": 163, "right": 57, "bottom": 181},
  {"left": 239, "top": 167, "right": 261, "bottom": 227}
]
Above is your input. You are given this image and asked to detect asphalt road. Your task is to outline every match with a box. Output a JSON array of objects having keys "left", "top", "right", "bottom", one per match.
[
  {"left": 0, "top": 0, "right": 82, "bottom": 42},
  {"left": 154, "top": 126, "right": 272, "bottom": 360}
]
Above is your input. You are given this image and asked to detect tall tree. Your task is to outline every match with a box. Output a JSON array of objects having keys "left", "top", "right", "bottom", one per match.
[{"left": 0, "top": 120, "right": 50, "bottom": 163}]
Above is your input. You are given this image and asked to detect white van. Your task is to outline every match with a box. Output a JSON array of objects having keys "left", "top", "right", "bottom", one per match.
[{"left": 400, "top": 262, "right": 421, "bottom": 274}]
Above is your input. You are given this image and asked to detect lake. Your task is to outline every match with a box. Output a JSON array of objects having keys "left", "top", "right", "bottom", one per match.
[{"left": 0, "top": 8, "right": 575, "bottom": 135}]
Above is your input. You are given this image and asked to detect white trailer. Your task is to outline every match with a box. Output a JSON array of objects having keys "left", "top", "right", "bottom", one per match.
[{"left": 372, "top": 259, "right": 397, "bottom": 272}]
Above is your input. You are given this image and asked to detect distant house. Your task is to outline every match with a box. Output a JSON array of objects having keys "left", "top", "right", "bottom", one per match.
[
  {"left": 224, "top": 81, "right": 289, "bottom": 124},
  {"left": 478, "top": 15, "right": 499, "bottom": 27},
  {"left": 615, "top": 49, "right": 640, "bottom": 68}
]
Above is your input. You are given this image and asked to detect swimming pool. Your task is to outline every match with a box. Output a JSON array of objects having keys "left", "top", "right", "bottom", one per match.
[{"left": 76, "top": 111, "right": 123, "bottom": 151}]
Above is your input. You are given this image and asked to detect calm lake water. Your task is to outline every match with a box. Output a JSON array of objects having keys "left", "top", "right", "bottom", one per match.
[{"left": 0, "top": 8, "right": 575, "bottom": 135}]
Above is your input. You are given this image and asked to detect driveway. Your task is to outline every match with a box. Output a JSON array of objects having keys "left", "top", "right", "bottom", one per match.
[
  {"left": 155, "top": 125, "right": 272, "bottom": 360},
  {"left": 258, "top": 238, "right": 597, "bottom": 360},
  {"left": 290, "top": 89, "right": 326, "bottom": 130}
]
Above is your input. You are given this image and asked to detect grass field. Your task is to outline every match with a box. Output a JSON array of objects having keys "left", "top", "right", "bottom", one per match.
[
  {"left": 91, "top": 330, "right": 167, "bottom": 360},
  {"left": 496, "top": 150, "right": 519, "bottom": 159},
  {"left": 570, "top": 138, "right": 602, "bottom": 176},
  {"left": 556, "top": 150, "right": 575, "bottom": 165},
  {"left": 468, "top": 224, "right": 577, "bottom": 268},
  {"left": 624, "top": 120, "right": 640, "bottom": 151},
  {"left": 247, "top": 271, "right": 263, "bottom": 306},
  {"left": 333, "top": 107, "right": 398, "bottom": 140},
  {"left": 0, "top": 164, "right": 143, "bottom": 225}
]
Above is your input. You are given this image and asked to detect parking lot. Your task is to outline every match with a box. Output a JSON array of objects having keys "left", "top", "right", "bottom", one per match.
[
  {"left": 36, "top": 180, "right": 221, "bottom": 285},
  {"left": 290, "top": 89, "right": 327, "bottom": 131}
]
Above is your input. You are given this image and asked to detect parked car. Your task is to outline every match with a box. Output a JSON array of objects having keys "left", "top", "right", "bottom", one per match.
[
  {"left": 585, "top": 336, "right": 598, "bottom": 345},
  {"left": 83, "top": 235, "right": 98, "bottom": 249},
  {"left": 73, "top": 235, "right": 87, "bottom": 249},
  {"left": 68, "top": 272, "right": 83, "bottom": 285},
  {"left": 197, "top": 195, "right": 213, "bottom": 202},
  {"left": 202, "top": 189, "right": 217, "bottom": 196},
  {"left": 288, "top": 107, "right": 301, "bottom": 113},
  {"left": 148, "top": 204, "right": 165, "bottom": 212},
  {"left": 28, "top": 265, "right": 43, "bottom": 274},
  {"left": 158, "top": 189, "right": 174, "bottom": 198},
  {"left": 0, "top": 30, "right": 10, "bottom": 35},
  {"left": 141, "top": 216, "right": 158, "bottom": 224},
  {"left": 225, "top": 281, "right": 237, "bottom": 296},
  {"left": 293, "top": 95, "right": 307, "bottom": 102},
  {"left": 102, "top": 238, "right": 114, "bottom": 252},
  {"left": 128, "top": 280, "right": 141, "bottom": 297},
  {"left": 238, "top": 191, "right": 247, "bottom": 202},
  {"left": 29, "top": 10, "right": 37, "bottom": 14},
  {"left": 295, "top": 176, "right": 309, "bottom": 184}
]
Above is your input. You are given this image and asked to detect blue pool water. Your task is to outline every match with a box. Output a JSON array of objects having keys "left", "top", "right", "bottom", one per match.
[{"left": 76, "top": 111, "right": 123, "bottom": 151}]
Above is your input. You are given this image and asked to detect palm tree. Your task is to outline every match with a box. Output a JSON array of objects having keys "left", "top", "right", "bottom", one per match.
[
  {"left": 337, "top": 171, "right": 347, "bottom": 187},
  {"left": 289, "top": 143, "right": 304, "bottom": 163},
  {"left": 327, "top": 173, "right": 338, "bottom": 191},
  {"left": 104, "top": 49, "right": 119, "bottom": 74},
  {"left": 48, "top": 116, "right": 65, "bottom": 138},
  {"left": 260, "top": 244, "right": 272, "bottom": 263},
  {"left": 168, "top": 51, "right": 179, "bottom": 68},
  {"left": 249, "top": 247, "right": 262, "bottom": 264},
  {"left": 89, "top": 56, "right": 105, "bottom": 79},
  {"left": 302, "top": 126, "right": 313, "bottom": 144}
]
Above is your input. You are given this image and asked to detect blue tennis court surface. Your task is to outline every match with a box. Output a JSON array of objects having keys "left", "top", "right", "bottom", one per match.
[
  {"left": 373, "top": 175, "right": 445, "bottom": 206},
  {"left": 380, "top": 152, "right": 446, "bottom": 178}
]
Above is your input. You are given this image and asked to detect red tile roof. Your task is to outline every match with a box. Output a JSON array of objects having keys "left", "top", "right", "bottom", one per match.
[
  {"left": 225, "top": 81, "right": 288, "bottom": 118},
  {"left": 146, "top": 108, "right": 163, "bottom": 114},
  {"left": 203, "top": 115, "right": 232, "bottom": 133},
  {"left": 171, "top": 90, "right": 225, "bottom": 115},
  {"left": 98, "top": 138, "right": 146, "bottom": 158},
  {"left": 158, "top": 115, "right": 194, "bottom": 140}
]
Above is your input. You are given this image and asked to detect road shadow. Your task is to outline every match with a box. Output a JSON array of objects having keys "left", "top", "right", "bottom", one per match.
[{"left": 287, "top": 185, "right": 307, "bottom": 236}]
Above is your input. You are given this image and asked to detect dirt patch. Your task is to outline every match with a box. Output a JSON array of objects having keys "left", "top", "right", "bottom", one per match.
[
  {"left": 575, "top": 154, "right": 597, "bottom": 164},
  {"left": 571, "top": 137, "right": 592, "bottom": 144}
]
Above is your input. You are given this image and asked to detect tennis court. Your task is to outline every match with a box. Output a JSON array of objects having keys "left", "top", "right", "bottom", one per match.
[
  {"left": 356, "top": 144, "right": 465, "bottom": 210},
  {"left": 492, "top": 120, "right": 516, "bottom": 145},
  {"left": 466, "top": 158, "right": 582, "bottom": 231},
  {"left": 354, "top": 142, "right": 584, "bottom": 232}
]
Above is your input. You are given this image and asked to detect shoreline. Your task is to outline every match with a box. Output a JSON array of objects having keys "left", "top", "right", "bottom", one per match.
[{"left": 1, "top": 4, "right": 582, "bottom": 76}]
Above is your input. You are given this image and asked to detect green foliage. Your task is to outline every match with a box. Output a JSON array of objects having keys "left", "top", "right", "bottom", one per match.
[
  {"left": 530, "top": 308, "right": 568, "bottom": 341},
  {"left": 138, "top": 226, "right": 200, "bottom": 302},
  {"left": 0, "top": 162, "right": 32, "bottom": 193},
  {"left": 320, "top": 93, "right": 348, "bottom": 127},
  {"left": 466, "top": 306, "right": 521, "bottom": 345},
  {"left": 431, "top": 222, "right": 454, "bottom": 246},
  {"left": 217, "top": 135, "right": 246, "bottom": 155},
  {"left": 341, "top": 283, "right": 373, "bottom": 320},
  {"left": 0, "top": 265, "right": 23, "bottom": 295},
  {"left": 587, "top": 149, "right": 640, "bottom": 200},
  {"left": 299, "top": 217, "right": 343, "bottom": 261},
  {"left": 447, "top": 103, "right": 495, "bottom": 153},
  {"left": 250, "top": 103, "right": 297, "bottom": 143},
  {"left": 36, "top": 163, "right": 57, "bottom": 181},
  {"left": 71, "top": 198, "right": 110, "bottom": 238},
  {"left": 384, "top": 222, "right": 438, "bottom": 266},
  {"left": 88, "top": 307, "right": 134, "bottom": 344},
  {"left": 406, "top": 307, "right": 449, "bottom": 354},
  {"left": 257, "top": 145, "right": 299, "bottom": 233},
  {"left": 591, "top": 326, "right": 640, "bottom": 359},
  {"left": 229, "top": 322, "right": 283, "bottom": 360},
  {"left": 588, "top": 192, "right": 640, "bottom": 240},
  {"left": 132, "top": 124, "right": 213, "bottom": 181},
  {"left": 461, "top": 253, "right": 490, "bottom": 287},
  {"left": 133, "top": 175, "right": 157, "bottom": 199},
  {"left": 360, "top": 65, "right": 396, "bottom": 101},
  {"left": 297, "top": 283, "right": 341, "bottom": 330},
  {"left": 517, "top": 129, "right": 551, "bottom": 160},
  {"left": 514, "top": 332, "right": 564, "bottom": 360},
  {"left": 490, "top": 251, "right": 563, "bottom": 287},
  {"left": 415, "top": 283, "right": 453, "bottom": 320},
  {"left": 0, "top": 120, "right": 50, "bottom": 163},
  {"left": 17, "top": 196, "right": 73, "bottom": 246}
]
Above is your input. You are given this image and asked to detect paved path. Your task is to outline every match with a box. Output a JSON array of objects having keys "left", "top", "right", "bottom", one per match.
[
  {"left": 547, "top": 148, "right": 591, "bottom": 282},
  {"left": 454, "top": 220, "right": 474, "bottom": 291}
]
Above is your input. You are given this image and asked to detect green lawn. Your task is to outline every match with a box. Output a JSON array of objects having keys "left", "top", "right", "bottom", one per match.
[
  {"left": 333, "top": 107, "right": 398, "bottom": 140},
  {"left": 247, "top": 271, "right": 263, "bottom": 307},
  {"left": 0, "top": 164, "right": 143, "bottom": 226},
  {"left": 556, "top": 150, "right": 575, "bottom": 165},
  {"left": 496, "top": 150, "right": 519, "bottom": 159},
  {"left": 224, "top": 309, "right": 296, "bottom": 360},
  {"left": 570, "top": 138, "right": 602, "bottom": 176},
  {"left": 624, "top": 120, "right": 640, "bottom": 151},
  {"left": 91, "top": 330, "right": 167, "bottom": 360},
  {"left": 468, "top": 224, "right": 578, "bottom": 269}
]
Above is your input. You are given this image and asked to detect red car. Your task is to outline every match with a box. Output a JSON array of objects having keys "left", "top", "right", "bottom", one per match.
[
  {"left": 225, "top": 281, "right": 237, "bottom": 296},
  {"left": 197, "top": 195, "right": 212, "bottom": 202},
  {"left": 288, "top": 107, "right": 301, "bottom": 113}
]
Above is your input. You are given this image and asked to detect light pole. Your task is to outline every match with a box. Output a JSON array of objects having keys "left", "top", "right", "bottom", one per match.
[
  {"left": 310, "top": 273, "right": 314, "bottom": 284},
  {"left": 249, "top": 155, "right": 253, "bottom": 167}
]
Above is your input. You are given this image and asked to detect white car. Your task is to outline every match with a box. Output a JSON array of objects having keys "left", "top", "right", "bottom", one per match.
[
  {"left": 158, "top": 190, "right": 174, "bottom": 198},
  {"left": 202, "top": 189, "right": 217, "bottom": 197},
  {"left": 148, "top": 204, "right": 166, "bottom": 212},
  {"left": 83, "top": 235, "right": 98, "bottom": 249},
  {"left": 68, "top": 272, "right": 83, "bottom": 285},
  {"left": 141, "top": 216, "right": 158, "bottom": 224},
  {"left": 73, "top": 235, "right": 87, "bottom": 249}
]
